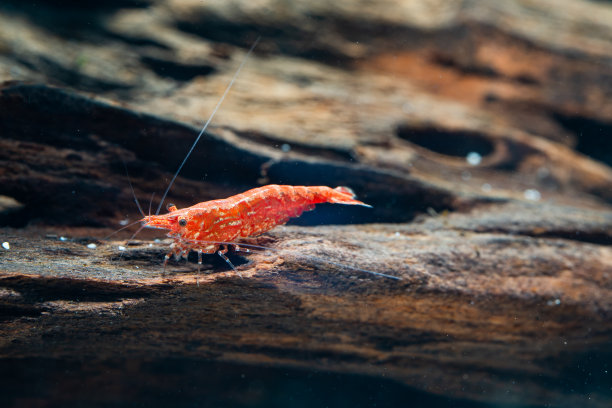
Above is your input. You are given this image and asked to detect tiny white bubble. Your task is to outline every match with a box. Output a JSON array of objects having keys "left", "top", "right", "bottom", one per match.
[
  {"left": 524, "top": 189, "right": 541, "bottom": 201},
  {"left": 281, "top": 143, "right": 291, "bottom": 152},
  {"left": 466, "top": 152, "right": 482, "bottom": 166},
  {"left": 149, "top": 243, "right": 153, "bottom": 247},
  {"left": 154, "top": 239, "right": 161, "bottom": 243},
  {"left": 481, "top": 183, "right": 492, "bottom": 192},
  {"left": 59, "top": 236, "right": 68, "bottom": 241},
  {"left": 536, "top": 167, "right": 550, "bottom": 179},
  {"left": 87, "top": 243, "right": 97, "bottom": 249},
  {"left": 118, "top": 245, "right": 126, "bottom": 251},
  {"left": 554, "top": 298, "right": 561, "bottom": 305},
  {"left": 119, "top": 219, "right": 129, "bottom": 226},
  {"left": 394, "top": 231, "right": 401, "bottom": 237},
  {"left": 2, "top": 242, "right": 9, "bottom": 250}
]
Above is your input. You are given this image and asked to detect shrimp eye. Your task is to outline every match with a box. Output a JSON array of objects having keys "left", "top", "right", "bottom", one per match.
[{"left": 178, "top": 218, "right": 187, "bottom": 227}]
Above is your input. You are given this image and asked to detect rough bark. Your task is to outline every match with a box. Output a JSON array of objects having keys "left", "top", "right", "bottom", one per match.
[{"left": 1, "top": 1, "right": 611, "bottom": 407}]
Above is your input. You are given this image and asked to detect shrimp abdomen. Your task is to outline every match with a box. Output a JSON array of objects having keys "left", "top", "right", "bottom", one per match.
[{"left": 223, "top": 185, "right": 370, "bottom": 238}]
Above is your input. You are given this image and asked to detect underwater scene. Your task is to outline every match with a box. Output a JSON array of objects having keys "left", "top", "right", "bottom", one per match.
[{"left": 0, "top": 1, "right": 611, "bottom": 407}]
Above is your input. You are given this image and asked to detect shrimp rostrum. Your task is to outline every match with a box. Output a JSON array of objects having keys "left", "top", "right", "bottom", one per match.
[{"left": 142, "top": 184, "right": 371, "bottom": 269}]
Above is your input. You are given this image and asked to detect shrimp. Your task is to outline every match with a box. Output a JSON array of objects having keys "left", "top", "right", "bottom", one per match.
[
  {"left": 142, "top": 185, "right": 371, "bottom": 268},
  {"left": 122, "top": 38, "right": 400, "bottom": 280}
]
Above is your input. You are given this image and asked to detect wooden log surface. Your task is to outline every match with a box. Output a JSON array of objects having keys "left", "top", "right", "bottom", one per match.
[{"left": 1, "top": 1, "right": 611, "bottom": 407}]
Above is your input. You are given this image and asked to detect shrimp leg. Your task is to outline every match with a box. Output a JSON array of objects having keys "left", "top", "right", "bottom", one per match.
[{"left": 217, "top": 246, "right": 242, "bottom": 278}]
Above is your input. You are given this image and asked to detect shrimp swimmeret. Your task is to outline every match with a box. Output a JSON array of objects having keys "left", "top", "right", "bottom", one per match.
[{"left": 124, "top": 38, "right": 400, "bottom": 281}]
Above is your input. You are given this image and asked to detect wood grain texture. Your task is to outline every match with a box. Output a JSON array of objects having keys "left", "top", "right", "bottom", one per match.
[{"left": 0, "top": 1, "right": 611, "bottom": 407}]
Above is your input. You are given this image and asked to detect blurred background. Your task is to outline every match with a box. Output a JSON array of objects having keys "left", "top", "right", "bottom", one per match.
[
  {"left": 0, "top": 1, "right": 611, "bottom": 407},
  {"left": 1, "top": 0, "right": 611, "bottom": 227}
]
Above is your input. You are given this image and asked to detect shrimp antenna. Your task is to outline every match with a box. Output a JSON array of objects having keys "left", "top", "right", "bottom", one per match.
[
  {"left": 117, "top": 192, "right": 156, "bottom": 245},
  {"left": 121, "top": 158, "right": 146, "bottom": 218},
  {"left": 102, "top": 219, "right": 142, "bottom": 240},
  {"left": 148, "top": 192, "right": 155, "bottom": 217},
  {"left": 156, "top": 37, "right": 261, "bottom": 215},
  {"left": 117, "top": 222, "right": 147, "bottom": 262},
  {"left": 105, "top": 180, "right": 156, "bottom": 241},
  {"left": 102, "top": 157, "right": 146, "bottom": 240}
]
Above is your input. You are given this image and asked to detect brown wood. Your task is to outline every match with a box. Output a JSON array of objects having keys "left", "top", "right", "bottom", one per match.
[{"left": 1, "top": 1, "right": 611, "bottom": 406}]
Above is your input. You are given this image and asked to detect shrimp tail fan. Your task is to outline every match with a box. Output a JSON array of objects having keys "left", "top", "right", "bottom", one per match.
[{"left": 331, "top": 186, "right": 372, "bottom": 208}]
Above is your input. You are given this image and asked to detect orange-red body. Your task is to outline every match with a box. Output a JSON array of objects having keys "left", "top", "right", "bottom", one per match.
[{"left": 142, "top": 184, "right": 370, "bottom": 262}]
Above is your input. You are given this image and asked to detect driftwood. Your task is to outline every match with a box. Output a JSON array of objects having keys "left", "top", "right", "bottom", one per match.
[{"left": 1, "top": 1, "right": 611, "bottom": 407}]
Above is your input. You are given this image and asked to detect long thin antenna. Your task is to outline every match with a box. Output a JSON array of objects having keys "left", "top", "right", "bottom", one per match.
[
  {"left": 148, "top": 192, "right": 155, "bottom": 217},
  {"left": 102, "top": 220, "right": 143, "bottom": 240},
  {"left": 122, "top": 158, "right": 146, "bottom": 218},
  {"left": 156, "top": 37, "right": 261, "bottom": 215}
]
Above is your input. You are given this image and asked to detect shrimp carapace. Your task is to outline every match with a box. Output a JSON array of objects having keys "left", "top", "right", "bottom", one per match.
[{"left": 142, "top": 184, "right": 371, "bottom": 263}]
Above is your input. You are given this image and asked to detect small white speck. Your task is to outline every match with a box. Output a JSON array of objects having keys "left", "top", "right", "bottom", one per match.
[
  {"left": 2, "top": 242, "right": 9, "bottom": 250},
  {"left": 118, "top": 245, "right": 126, "bottom": 251},
  {"left": 536, "top": 167, "right": 550, "bottom": 179},
  {"left": 461, "top": 171, "right": 471, "bottom": 181},
  {"left": 555, "top": 298, "right": 561, "bottom": 305},
  {"left": 394, "top": 231, "right": 401, "bottom": 237},
  {"left": 281, "top": 143, "right": 291, "bottom": 152},
  {"left": 524, "top": 189, "right": 541, "bottom": 201},
  {"left": 154, "top": 239, "right": 161, "bottom": 243},
  {"left": 148, "top": 243, "right": 153, "bottom": 247},
  {"left": 119, "top": 219, "right": 129, "bottom": 226},
  {"left": 466, "top": 152, "right": 482, "bottom": 166},
  {"left": 87, "top": 243, "right": 97, "bottom": 249},
  {"left": 59, "top": 236, "right": 68, "bottom": 241},
  {"left": 481, "top": 183, "right": 492, "bottom": 192}
]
